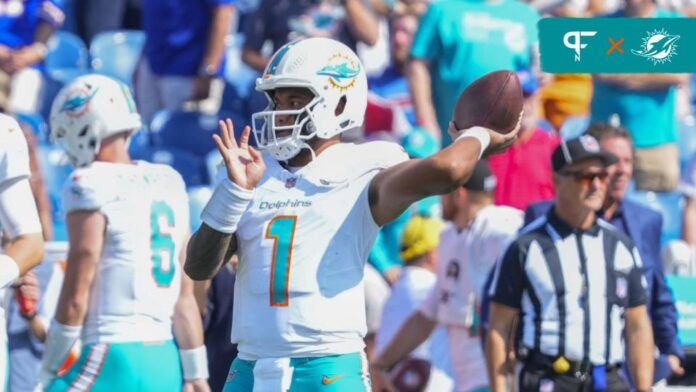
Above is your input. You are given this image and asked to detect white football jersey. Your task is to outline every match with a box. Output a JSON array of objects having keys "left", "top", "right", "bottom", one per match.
[
  {"left": 62, "top": 161, "right": 189, "bottom": 344},
  {"left": 420, "top": 205, "right": 523, "bottom": 392},
  {"left": 0, "top": 114, "right": 33, "bottom": 339},
  {"left": 231, "top": 141, "right": 408, "bottom": 359},
  {"left": 0, "top": 113, "right": 30, "bottom": 187}
]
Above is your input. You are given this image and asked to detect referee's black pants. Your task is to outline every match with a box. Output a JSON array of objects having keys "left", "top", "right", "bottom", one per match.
[{"left": 518, "top": 361, "right": 629, "bottom": 392}]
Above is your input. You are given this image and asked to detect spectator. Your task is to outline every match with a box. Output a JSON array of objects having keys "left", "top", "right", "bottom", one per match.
[
  {"left": 526, "top": 124, "right": 685, "bottom": 382},
  {"left": 0, "top": 0, "right": 64, "bottom": 114},
  {"left": 374, "top": 161, "right": 523, "bottom": 392},
  {"left": 407, "top": 0, "right": 538, "bottom": 145},
  {"left": 374, "top": 215, "right": 453, "bottom": 392},
  {"left": 488, "top": 69, "right": 560, "bottom": 211},
  {"left": 487, "top": 135, "right": 655, "bottom": 392},
  {"left": 368, "top": 12, "right": 418, "bottom": 125},
  {"left": 591, "top": 0, "right": 689, "bottom": 191},
  {"left": 241, "top": 0, "right": 379, "bottom": 73},
  {"left": 135, "top": 0, "right": 235, "bottom": 124},
  {"left": 75, "top": 0, "right": 141, "bottom": 44}
]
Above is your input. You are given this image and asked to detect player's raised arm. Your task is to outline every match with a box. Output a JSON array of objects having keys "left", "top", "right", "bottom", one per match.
[
  {"left": 184, "top": 119, "right": 265, "bottom": 281},
  {"left": 38, "top": 210, "right": 105, "bottom": 387},
  {"left": 369, "top": 121, "right": 519, "bottom": 226},
  {"left": 371, "top": 71, "right": 524, "bottom": 226}
]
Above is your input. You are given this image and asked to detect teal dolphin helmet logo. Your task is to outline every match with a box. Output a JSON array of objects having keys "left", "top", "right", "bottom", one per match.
[
  {"left": 60, "top": 87, "right": 100, "bottom": 118},
  {"left": 316, "top": 53, "right": 361, "bottom": 92},
  {"left": 632, "top": 29, "right": 680, "bottom": 65}
]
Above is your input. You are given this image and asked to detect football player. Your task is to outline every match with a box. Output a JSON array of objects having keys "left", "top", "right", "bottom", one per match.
[
  {"left": 0, "top": 113, "right": 45, "bottom": 387},
  {"left": 37, "top": 74, "right": 209, "bottom": 391},
  {"left": 185, "top": 37, "right": 520, "bottom": 391}
]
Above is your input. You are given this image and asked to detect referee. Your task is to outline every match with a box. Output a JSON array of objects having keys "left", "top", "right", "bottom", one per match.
[{"left": 485, "top": 135, "right": 654, "bottom": 392}]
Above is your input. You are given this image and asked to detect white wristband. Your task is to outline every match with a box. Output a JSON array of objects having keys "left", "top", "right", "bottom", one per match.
[
  {"left": 455, "top": 126, "right": 491, "bottom": 160},
  {"left": 180, "top": 346, "right": 209, "bottom": 381},
  {"left": 0, "top": 254, "right": 19, "bottom": 289},
  {"left": 41, "top": 321, "right": 82, "bottom": 375},
  {"left": 201, "top": 178, "right": 254, "bottom": 234}
]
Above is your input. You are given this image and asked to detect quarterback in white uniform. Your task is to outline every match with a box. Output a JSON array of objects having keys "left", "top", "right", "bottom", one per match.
[
  {"left": 37, "top": 74, "right": 209, "bottom": 391},
  {"left": 185, "top": 37, "right": 521, "bottom": 391},
  {"left": 374, "top": 161, "right": 524, "bottom": 392},
  {"left": 0, "top": 113, "right": 44, "bottom": 387}
]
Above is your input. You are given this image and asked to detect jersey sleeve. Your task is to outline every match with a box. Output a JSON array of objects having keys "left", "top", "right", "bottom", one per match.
[
  {"left": 418, "top": 284, "right": 440, "bottom": 321},
  {"left": 489, "top": 241, "right": 525, "bottom": 309},
  {"left": 61, "top": 169, "right": 112, "bottom": 213},
  {"left": 410, "top": 3, "right": 442, "bottom": 62},
  {"left": 0, "top": 116, "right": 31, "bottom": 186},
  {"left": 627, "top": 247, "right": 648, "bottom": 308}
]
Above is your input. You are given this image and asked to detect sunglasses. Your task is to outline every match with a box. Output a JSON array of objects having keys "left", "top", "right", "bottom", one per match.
[{"left": 560, "top": 170, "right": 609, "bottom": 186}]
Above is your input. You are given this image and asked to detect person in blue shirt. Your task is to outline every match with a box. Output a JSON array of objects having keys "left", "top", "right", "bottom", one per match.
[
  {"left": 407, "top": 0, "right": 538, "bottom": 146},
  {"left": 135, "top": 0, "right": 235, "bottom": 125},
  {"left": 0, "top": 0, "right": 64, "bottom": 113},
  {"left": 591, "top": 0, "right": 689, "bottom": 191},
  {"left": 524, "top": 123, "right": 685, "bottom": 383},
  {"left": 367, "top": 11, "right": 418, "bottom": 126},
  {"left": 240, "top": 0, "right": 379, "bottom": 73}
]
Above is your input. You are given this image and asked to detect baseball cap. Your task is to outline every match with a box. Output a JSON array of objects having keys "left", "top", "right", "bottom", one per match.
[
  {"left": 463, "top": 160, "right": 497, "bottom": 193},
  {"left": 399, "top": 215, "right": 444, "bottom": 262},
  {"left": 516, "top": 69, "right": 538, "bottom": 97},
  {"left": 551, "top": 135, "right": 618, "bottom": 172}
]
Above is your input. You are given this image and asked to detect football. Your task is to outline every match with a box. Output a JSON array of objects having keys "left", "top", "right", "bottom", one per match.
[{"left": 452, "top": 70, "right": 524, "bottom": 135}]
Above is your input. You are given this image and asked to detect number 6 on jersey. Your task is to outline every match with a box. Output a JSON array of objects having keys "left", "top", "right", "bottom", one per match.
[{"left": 266, "top": 215, "right": 297, "bottom": 306}]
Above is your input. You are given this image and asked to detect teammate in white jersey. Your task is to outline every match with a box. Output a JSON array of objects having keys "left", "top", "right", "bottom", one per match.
[
  {"left": 184, "top": 37, "right": 521, "bottom": 392},
  {"left": 0, "top": 113, "right": 44, "bottom": 388},
  {"left": 374, "top": 161, "right": 523, "bottom": 391},
  {"left": 37, "top": 74, "right": 210, "bottom": 391},
  {"left": 0, "top": 113, "right": 44, "bottom": 288}
]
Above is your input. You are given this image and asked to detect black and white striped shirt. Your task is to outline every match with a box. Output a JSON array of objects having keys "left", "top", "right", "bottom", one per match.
[{"left": 489, "top": 208, "right": 647, "bottom": 365}]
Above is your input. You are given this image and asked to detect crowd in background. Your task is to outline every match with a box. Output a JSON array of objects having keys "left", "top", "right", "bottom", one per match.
[{"left": 4, "top": 0, "right": 696, "bottom": 390}]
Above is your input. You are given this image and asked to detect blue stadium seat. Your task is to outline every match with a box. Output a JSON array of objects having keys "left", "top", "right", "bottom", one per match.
[
  {"left": 90, "top": 30, "right": 145, "bottom": 85},
  {"left": 149, "top": 110, "right": 249, "bottom": 157},
  {"left": 128, "top": 128, "right": 151, "bottom": 159},
  {"left": 136, "top": 146, "right": 208, "bottom": 187},
  {"left": 677, "top": 116, "right": 696, "bottom": 174},
  {"left": 559, "top": 115, "right": 590, "bottom": 140},
  {"left": 187, "top": 186, "right": 212, "bottom": 231},
  {"left": 626, "top": 186, "right": 684, "bottom": 246},
  {"left": 45, "top": 31, "right": 89, "bottom": 77},
  {"left": 37, "top": 145, "right": 73, "bottom": 241}
]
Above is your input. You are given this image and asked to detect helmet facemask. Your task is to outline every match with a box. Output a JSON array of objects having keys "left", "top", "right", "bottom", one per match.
[{"left": 252, "top": 88, "right": 324, "bottom": 161}]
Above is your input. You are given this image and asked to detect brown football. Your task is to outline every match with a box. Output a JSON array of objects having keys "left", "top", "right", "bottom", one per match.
[{"left": 452, "top": 70, "right": 523, "bottom": 134}]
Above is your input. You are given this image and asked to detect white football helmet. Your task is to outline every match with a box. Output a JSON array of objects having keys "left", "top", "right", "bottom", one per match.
[
  {"left": 49, "top": 74, "right": 141, "bottom": 167},
  {"left": 252, "top": 37, "right": 368, "bottom": 161}
]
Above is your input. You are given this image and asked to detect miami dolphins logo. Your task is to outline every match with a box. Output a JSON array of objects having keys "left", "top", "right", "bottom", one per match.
[
  {"left": 60, "top": 87, "right": 99, "bottom": 118},
  {"left": 632, "top": 29, "right": 680, "bottom": 65},
  {"left": 317, "top": 53, "right": 360, "bottom": 92}
]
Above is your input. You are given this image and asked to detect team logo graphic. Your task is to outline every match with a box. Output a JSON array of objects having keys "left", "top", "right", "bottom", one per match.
[
  {"left": 317, "top": 53, "right": 361, "bottom": 92},
  {"left": 579, "top": 135, "right": 600, "bottom": 152},
  {"left": 563, "top": 31, "right": 597, "bottom": 62},
  {"left": 60, "top": 87, "right": 99, "bottom": 118},
  {"left": 632, "top": 29, "right": 680, "bottom": 65},
  {"left": 616, "top": 276, "right": 628, "bottom": 299},
  {"left": 285, "top": 177, "right": 297, "bottom": 188}
]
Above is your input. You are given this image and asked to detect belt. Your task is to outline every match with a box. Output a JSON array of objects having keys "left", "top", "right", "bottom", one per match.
[{"left": 520, "top": 349, "right": 622, "bottom": 378}]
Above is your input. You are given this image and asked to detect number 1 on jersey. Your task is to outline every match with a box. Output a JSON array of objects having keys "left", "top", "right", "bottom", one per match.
[{"left": 266, "top": 215, "right": 297, "bottom": 306}]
